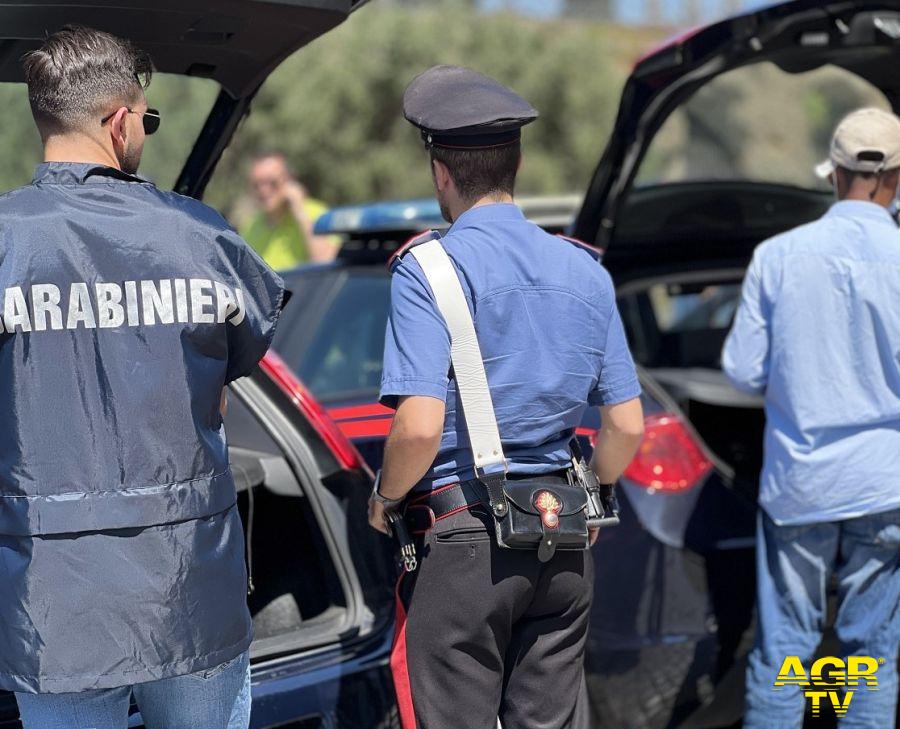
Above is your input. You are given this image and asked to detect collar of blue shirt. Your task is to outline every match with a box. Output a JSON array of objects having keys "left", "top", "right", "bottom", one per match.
[
  {"left": 449, "top": 202, "right": 525, "bottom": 232},
  {"left": 826, "top": 199, "right": 896, "bottom": 227},
  {"left": 32, "top": 161, "right": 149, "bottom": 186}
]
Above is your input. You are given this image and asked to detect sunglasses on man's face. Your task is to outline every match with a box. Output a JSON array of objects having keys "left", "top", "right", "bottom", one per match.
[{"left": 101, "top": 107, "right": 161, "bottom": 136}]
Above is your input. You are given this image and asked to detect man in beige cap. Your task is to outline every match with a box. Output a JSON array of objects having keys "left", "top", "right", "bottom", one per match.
[
  {"left": 815, "top": 106, "right": 900, "bottom": 199},
  {"left": 723, "top": 107, "right": 900, "bottom": 727}
]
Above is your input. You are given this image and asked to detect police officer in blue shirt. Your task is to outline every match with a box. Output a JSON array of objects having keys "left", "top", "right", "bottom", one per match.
[
  {"left": 368, "top": 65, "right": 645, "bottom": 729},
  {"left": 1, "top": 27, "right": 282, "bottom": 728}
]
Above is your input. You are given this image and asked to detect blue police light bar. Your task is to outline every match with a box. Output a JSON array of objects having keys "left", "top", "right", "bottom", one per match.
[{"left": 314, "top": 199, "right": 445, "bottom": 236}]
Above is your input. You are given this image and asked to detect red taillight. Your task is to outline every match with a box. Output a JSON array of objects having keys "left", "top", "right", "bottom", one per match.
[
  {"left": 259, "top": 352, "right": 369, "bottom": 474},
  {"left": 623, "top": 413, "right": 712, "bottom": 493}
]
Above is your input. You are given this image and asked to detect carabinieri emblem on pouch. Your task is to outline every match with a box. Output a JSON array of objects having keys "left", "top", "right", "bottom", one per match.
[{"left": 533, "top": 491, "right": 562, "bottom": 529}]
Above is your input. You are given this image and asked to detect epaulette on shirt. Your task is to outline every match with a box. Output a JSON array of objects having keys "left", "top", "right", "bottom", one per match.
[
  {"left": 389, "top": 229, "right": 443, "bottom": 271},
  {"left": 556, "top": 234, "right": 604, "bottom": 262}
]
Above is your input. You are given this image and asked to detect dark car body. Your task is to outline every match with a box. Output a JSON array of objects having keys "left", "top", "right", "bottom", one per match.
[
  {"left": 0, "top": 2, "right": 400, "bottom": 727},
  {"left": 272, "top": 3, "right": 900, "bottom": 726}
]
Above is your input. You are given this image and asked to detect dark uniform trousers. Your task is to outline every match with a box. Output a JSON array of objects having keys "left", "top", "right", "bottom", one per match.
[{"left": 391, "top": 481, "right": 594, "bottom": 729}]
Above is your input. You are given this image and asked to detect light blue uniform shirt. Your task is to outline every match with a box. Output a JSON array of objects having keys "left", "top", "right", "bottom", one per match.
[
  {"left": 380, "top": 203, "right": 640, "bottom": 491},
  {"left": 723, "top": 200, "right": 900, "bottom": 525}
]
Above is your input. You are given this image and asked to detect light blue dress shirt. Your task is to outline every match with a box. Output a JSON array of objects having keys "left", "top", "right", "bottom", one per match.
[
  {"left": 380, "top": 203, "right": 640, "bottom": 491},
  {"left": 723, "top": 199, "right": 900, "bottom": 525}
]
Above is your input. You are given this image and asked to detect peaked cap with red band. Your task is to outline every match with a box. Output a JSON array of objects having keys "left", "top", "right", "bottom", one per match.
[{"left": 403, "top": 65, "right": 538, "bottom": 150}]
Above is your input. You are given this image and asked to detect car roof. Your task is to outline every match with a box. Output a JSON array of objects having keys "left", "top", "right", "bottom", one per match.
[
  {"left": 0, "top": 0, "right": 368, "bottom": 99},
  {"left": 315, "top": 194, "right": 583, "bottom": 235},
  {"left": 315, "top": 198, "right": 445, "bottom": 235},
  {"left": 310, "top": 194, "right": 583, "bottom": 266}
]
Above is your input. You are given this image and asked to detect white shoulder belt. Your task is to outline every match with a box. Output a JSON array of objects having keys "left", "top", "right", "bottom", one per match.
[{"left": 409, "top": 240, "right": 509, "bottom": 508}]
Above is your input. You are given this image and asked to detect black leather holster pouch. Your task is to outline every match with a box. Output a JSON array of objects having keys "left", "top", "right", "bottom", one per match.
[{"left": 481, "top": 471, "right": 589, "bottom": 562}]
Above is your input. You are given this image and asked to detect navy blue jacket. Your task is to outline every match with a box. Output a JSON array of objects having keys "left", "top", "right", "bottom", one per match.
[{"left": 0, "top": 163, "right": 283, "bottom": 692}]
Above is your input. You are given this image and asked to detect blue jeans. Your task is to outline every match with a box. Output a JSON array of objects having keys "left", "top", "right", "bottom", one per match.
[
  {"left": 745, "top": 508, "right": 900, "bottom": 729},
  {"left": 15, "top": 650, "right": 251, "bottom": 729}
]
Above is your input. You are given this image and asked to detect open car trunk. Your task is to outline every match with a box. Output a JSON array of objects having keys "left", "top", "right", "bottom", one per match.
[
  {"left": 573, "top": 1, "right": 900, "bottom": 251},
  {"left": 566, "top": 3, "right": 900, "bottom": 725},
  {"left": 225, "top": 386, "right": 351, "bottom": 659},
  {"left": 573, "top": 5, "right": 900, "bottom": 473},
  {"left": 222, "top": 368, "right": 393, "bottom": 664},
  {"left": 616, "top": 265, "right": 771, "bottom": 494}
]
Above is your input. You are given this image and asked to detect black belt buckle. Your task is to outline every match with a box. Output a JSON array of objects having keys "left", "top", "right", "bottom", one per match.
[{"left": 404, "top": 503, "right": 437, "bottom": 534}]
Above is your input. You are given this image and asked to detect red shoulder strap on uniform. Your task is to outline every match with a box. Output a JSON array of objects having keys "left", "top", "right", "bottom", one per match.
[
  {"left": 388, "top": 230, "right": 441, "bottom": 270},
  {"left": 555, "top": 234, "right": 605, "bottom": 258}
]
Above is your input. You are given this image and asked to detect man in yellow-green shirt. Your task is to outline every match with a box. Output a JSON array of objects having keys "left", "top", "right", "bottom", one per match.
[{"left": 241, "top": 152, "right": 337, "bottom": 270}]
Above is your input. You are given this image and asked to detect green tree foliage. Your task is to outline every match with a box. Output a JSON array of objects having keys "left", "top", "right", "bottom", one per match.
[
  {"left": 0, "top": 84, "right": 43, "bottom": 189},
  {"left": 205, "top": 4, "right": 655, "bottom": 218}
]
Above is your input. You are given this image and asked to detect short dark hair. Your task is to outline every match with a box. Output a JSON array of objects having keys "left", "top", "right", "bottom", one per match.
[
  {"left": 429, "top": 142, "right": 521, "bottom": 202},
  {"left": 22, "top": 25, "right": 152, "bottom": 134}
]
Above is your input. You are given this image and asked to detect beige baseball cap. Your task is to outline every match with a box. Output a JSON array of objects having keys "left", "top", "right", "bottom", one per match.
[{"left": 815, "top": 107, "right": 900, "bottom": 178}]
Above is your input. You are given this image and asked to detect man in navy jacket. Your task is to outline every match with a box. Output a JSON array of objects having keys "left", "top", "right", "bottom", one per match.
[{"left": 0, "top": 25, "right": 283, "bottom": 728}]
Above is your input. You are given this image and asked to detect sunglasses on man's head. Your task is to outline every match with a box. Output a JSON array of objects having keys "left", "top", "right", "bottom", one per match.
[{"left": 100, "top": 107, "right": 161, "bottom": 136}]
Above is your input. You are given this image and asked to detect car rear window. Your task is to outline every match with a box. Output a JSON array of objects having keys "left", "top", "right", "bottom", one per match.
[
  {"left": 273, "top": 268, "right": 392, "bottom": 402},
  {"left": 649, "top": 282, "right": 742, "bottom": 332},
  {"left": 618, "top": 278, "right": 743, "bottom": 369},
  {"left": 635, "top": 62, "right": 890, "bottom": 191}
]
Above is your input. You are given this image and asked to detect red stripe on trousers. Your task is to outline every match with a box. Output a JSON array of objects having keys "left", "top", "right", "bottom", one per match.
[{"left": 390, "top": 573, "right": 416, "bottom": 729}]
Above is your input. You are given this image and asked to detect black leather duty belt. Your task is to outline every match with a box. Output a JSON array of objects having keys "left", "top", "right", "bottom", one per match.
[
  {"left": 402, "top": 480, "right": 487, "bottom": 535},
  {"left": 401, "top": 471, "right": 572, "bottom": 534}
]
